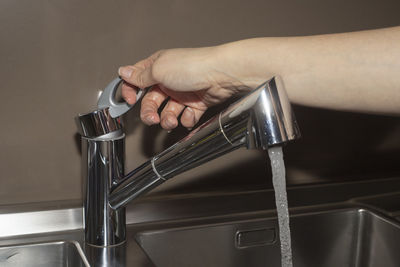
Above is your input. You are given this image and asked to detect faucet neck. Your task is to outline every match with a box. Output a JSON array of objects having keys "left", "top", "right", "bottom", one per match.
[{"left": 108, "top": 77, "right": 300, "bottom": 210}]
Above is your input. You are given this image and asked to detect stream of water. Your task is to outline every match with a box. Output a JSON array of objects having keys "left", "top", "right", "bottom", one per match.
[{"left": 268, "top": 146, "right": 293, "bottom": 267}]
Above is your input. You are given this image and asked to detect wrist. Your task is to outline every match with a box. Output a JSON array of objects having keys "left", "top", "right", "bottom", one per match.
[{"left": 216, "top": 38, "right": 277, "bottom": 89}]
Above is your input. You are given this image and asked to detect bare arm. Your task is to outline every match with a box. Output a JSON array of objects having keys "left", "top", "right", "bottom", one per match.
[
  {"left": 119, "top": 26, "right": 400, "bottom": 130},
  {"left": 222, "top": 26, "right": 400, "bottom": 115}
]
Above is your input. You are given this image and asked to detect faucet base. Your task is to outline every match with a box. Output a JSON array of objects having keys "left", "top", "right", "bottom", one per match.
[{"left": 82, "top": 134, "right": 126, "bottom": 247}]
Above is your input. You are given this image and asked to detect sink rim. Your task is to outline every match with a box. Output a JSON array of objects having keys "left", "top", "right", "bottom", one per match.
[{"left": 0, "top": 240, "right": 90, "bottom": 267}]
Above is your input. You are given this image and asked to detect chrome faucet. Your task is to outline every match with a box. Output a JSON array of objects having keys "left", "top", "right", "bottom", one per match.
[{"left": 76, "top": 76, "right": 300, "bottom": 247}]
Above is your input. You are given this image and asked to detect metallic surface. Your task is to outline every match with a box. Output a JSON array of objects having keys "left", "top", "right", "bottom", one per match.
[
  {"left": 4, "top": 208, "right": 400, "bottom": 267},
  {"left": 0, "top": 241, "right": 89, "bottom": 267},
  {"left": 85, "top": 243, "right": 127, "bottom": 267},
  {"left": 109, "top": 161, "right": 164, "bottom": 210},
  {"left": 0, "top": 208, "right": 82, "bottom": 238},
  {"left": 136, "top": 208, "right": 400, "bottom": 267},
  {"left": 0, "top": 177, "right": 399, "bottom": 239},
  {"left": 97, "top": 77, "right": 132, "bottom": 118},
  {"left": 78, "top": 77, "right": 300, "bottom": 246},
  {"left": 109, "top": 77, "right": 300, "bottom": 210},
  {"left": 97, "top": 77, "right": 149, "bottom": 118},
  {"left": 220, "top": 76, "right": 300, "bottom": 149},
  {"left": 76, "top": 108, "right": 123, "bottom": 138},
  {"left": 0, "top": 178, "right": 400, "bottom": 266},
  {"left": 81, "top": 135, "right": 126, "bottom": 246}
]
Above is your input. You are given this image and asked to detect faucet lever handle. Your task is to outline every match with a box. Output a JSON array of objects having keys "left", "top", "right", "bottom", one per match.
[{"left": 97, "top": 77, "right": 148, "bottom": 118}]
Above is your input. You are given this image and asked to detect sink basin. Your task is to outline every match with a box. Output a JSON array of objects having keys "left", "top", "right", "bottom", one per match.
[
  {"left": 0, "top": 241, "right": 89, "bottom": 267},
  {"left": 136, "top": 208, "right": 400, "bottom": 267}
]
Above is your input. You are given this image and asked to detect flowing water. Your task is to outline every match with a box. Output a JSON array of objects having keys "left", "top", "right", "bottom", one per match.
[{"left": 268, "top": 146, "right": 293, "bottom": 267}]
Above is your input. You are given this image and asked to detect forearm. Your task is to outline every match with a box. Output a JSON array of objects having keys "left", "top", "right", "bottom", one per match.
[{"left": 221, "top": 27, "right": 400, "bottom": 115}]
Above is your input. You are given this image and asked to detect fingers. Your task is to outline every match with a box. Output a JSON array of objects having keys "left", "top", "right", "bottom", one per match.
[
  {"left": 121, "top": 82, "right": 138, "bottom": 105},
  {"left": 119, "top": 50, "right": 208, "bottom": 130},
  {"left": 160, "top": 99, "right": 185, "bottom": 130},
  {"left": 181, "top": 107, "right": 205, "bottom": 129},
  {"left": 140, "top": 85, "right": 167, "bottom": 125},
  {"left": 139, "top": 85, "right": 204, "bottom": 130}
]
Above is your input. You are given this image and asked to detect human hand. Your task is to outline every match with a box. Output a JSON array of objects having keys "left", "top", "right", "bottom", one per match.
[
  {"left": 121, "top": 28, "right": 400, "bottom": 123},
  {"left": 118, "top": 46, "right": 254, "bottom": 130}
]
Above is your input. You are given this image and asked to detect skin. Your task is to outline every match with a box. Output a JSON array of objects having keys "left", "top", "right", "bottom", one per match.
[{"left": 119, "top": 26, "right": 400, "bottom": 130}]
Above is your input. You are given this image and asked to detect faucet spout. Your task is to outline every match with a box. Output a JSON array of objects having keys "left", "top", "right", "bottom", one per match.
[{"left": 108, "top": 76, "right": 300, "bottom": 210}]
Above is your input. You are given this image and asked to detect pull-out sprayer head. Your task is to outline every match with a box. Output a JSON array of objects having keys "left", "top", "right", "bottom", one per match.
[{"left": 219, "top": 76, "right": 300, "bottom": 149}]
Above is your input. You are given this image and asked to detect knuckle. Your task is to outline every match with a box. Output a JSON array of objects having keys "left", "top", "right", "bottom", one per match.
[
  {"left": 125, "top": 66, "right": 139, "bottom": 83},
  {"left": 150, "top": 49, "right": 170, "bottom": 82},
  {"left": 135, "top": 74, "right": 146, "bottom": 89},
  {"left": 150, "top": 61, "right": 162, "bottom": 83}
]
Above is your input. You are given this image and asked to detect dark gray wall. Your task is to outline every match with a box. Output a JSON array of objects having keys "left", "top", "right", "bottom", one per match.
[{"left": 1, "top": 0, "right": 399, "bottom": 205}]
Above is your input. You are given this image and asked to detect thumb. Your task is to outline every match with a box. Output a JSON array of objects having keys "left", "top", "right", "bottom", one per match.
[{"left": 118, "top": 60, "right": 157, "bottom": 89}]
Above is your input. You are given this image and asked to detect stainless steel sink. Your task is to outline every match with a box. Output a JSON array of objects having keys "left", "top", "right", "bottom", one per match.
[
  {"left": 136, "top": 208, "right": 400, "bottom": 267},
  {"left": 2, "top": 178, "right": 400, "bottom": 267},
  {"left": 0, "top": 241, "right": 89, "bottom": 267}
]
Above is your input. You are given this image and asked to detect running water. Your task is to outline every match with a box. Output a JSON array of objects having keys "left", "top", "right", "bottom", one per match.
[{"left": 268, "top": 146, "right": 293, "bottom": 267}]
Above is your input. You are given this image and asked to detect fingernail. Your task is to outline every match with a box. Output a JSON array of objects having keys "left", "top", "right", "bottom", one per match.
[{"left": 118, "top": 67, "right": 133, "bottom": 79}]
